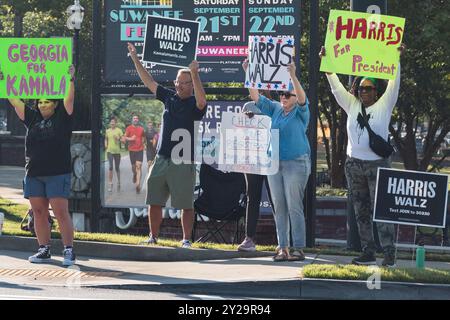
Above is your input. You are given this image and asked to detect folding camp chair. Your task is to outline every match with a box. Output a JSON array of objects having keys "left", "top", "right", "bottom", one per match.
[{"left": 192, "top": 164, "right": 246, "bottom": 244}]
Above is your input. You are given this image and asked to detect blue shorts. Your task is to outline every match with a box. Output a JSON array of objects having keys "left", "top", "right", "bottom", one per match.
[{"left": 23, "top": 174, "right": 71, "bottom": 199}]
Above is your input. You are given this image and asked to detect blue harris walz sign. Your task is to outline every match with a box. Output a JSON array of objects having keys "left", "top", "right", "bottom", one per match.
[
  {"left": 374, "top": 168, "right": 449, "bottom": 228},
  {"left": 142, "top": 15, "right": 200, "bottom": 68}
]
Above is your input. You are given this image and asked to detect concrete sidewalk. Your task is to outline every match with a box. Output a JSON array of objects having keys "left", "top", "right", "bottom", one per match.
[
  {"left": 1, "top": 246, "right": 450, "bottom": 299},
  {"left": 0, "top": 166, "right": 27, "bottom": 205},
  {"left": 0, "top": 248, "right": 304, "bottom": 298},
  {"left": 2, "top": 166, "right": 450, "bottom": 299}
]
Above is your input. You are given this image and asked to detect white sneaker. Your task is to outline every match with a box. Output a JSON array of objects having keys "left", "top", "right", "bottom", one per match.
[
  {"left": 237, "top": 237, "right": 256, "bottom": 252},
  {"left": 62, "top": 247, "right": 76, "bottom": 267},
  {"left": 181, "top": 240, "right": 192, "bottom": 248},
  {"left": 140, "top": 235, "right": 158, "bottom": 245}
]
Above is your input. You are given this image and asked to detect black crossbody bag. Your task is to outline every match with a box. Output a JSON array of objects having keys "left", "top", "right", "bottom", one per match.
[{"left": 359, "top": 105, "right": 395, "bottom": 158}]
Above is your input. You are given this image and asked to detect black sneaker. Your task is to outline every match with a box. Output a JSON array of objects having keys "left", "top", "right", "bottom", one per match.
[
  {"left": 381, "top": 246, "right": 396, "bottom": 268},
  {"left": 352, "top": 252, "right": 377, "bottom": 265},
  {"left": 381, "top": 255, "right": 396, "bottom": 268},
  {"left": 28, "top": 245, "right": 51, "bottom": 263},
  {"left": 62, "top": 247, "right": 76, "bottom": 266},
  {"left": 442, "top": 238, "right": 449, "bottom": 247}
]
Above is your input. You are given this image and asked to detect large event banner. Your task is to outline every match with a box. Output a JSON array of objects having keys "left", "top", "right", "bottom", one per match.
[
  {"left": 143, "top": 15, "right": 200, "bottom": 68},
  {"left": 101, "top": 98, "right": 273, "bottom": 214},
  {"left": 374, "top": 168, "right": 449, "bottom": 228},
  {"left": 320, "top": 10, "right": 405, "bottom": 80},
  {"left": 245, "top": 35, "right": 294, "bottom": 91},
  {"left": 105, "top": 0, "right": 301, "bottom": 83},
  {"left": 218, "top": 111, "right": 279, "bottom": 175},
  {"left": 0, "top": 38, "right": 72, "bottom": 99}
]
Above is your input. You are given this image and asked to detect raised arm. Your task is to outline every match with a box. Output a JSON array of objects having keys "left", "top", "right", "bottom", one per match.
[
  {"left": 242, "top": 59, "right": 260, "bottom": 103},
  {"left": 0, "top": 70, "right": 25, "bottom": 121},
  {"left": 128, "top": 42, "right": 158, "bottom": 94},
  {"left": 8, "top": 98, "right": 26, "bottom": 121},
  {"left": 287, "top": 62, "right": 306, "bottom": 105},
  {"left": 64, "top": 65, "right": 75, "bottom": 115},
  {"left": 379, "top": 44, "right": 405, "bottom": 113},
  {"left": 320, "top": 46, "right": 355, "bottom": 113},
  {"left": 189, "top": 61, "right": 207, "bottom": 110}
]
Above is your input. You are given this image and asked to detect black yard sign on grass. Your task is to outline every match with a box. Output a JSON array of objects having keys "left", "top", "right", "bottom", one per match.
[{"left": 374, "top": 168, "right": 449, "bottom": 228}]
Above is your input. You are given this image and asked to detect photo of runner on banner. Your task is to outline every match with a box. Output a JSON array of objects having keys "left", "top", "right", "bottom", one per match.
[
  {"left": 142, "top": 15, "right": 200, "bottom": 68},
  {"left": 245, "top": 36, "right": 294, "bottom": 91},
  {"left": 320, "top": 10, "right": 405, "bottom": 80}
]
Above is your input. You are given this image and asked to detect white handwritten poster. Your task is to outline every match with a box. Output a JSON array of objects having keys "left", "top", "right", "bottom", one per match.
[
  {"left": 245, "top": 35, "right": 294, "bottom": 91},
  {"left": 218, "top": 111, "right": 279, "bottom": 175}
]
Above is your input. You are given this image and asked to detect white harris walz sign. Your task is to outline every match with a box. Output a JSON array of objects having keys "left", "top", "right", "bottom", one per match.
[
  {"left": 142, "top": 15, "right": 200, "bottom": 68},
  {"left": 374, "top": 168, "right": 449, "bottom": 228},
  {"left": 245, "top": 35, "right": 294, "bottom": 91},
  {"left": 218, "top": 112, "right": 279, "bottom": 175}
]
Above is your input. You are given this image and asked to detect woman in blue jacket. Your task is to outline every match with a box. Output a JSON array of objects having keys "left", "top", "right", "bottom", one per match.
[{"left": 242, "top": 59, "right": 311, "bottom": 262}]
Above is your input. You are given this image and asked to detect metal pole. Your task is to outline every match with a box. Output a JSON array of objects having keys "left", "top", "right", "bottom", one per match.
[
  {"left": 74, "top": 28, "right": 80, "bottom": 73},
  {"left": 306, "top": 0, "right": 319, "bottom": 247},
  {"left": 90, "top": 0, "right": 102, "bottom": 232}
]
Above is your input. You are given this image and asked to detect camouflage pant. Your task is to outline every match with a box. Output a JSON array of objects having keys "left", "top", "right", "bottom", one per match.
[{"left": 345, "top": 157, "right": 395, "bottom": 256}]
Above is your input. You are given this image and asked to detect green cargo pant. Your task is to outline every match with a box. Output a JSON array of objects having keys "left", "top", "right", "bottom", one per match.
[{"left": 345, "top": 157, "right": 395, "bottom": 256}]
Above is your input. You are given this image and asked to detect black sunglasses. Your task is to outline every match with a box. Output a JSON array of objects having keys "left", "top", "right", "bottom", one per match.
[
  {"left": 279, "top": 92, "right": 296, "bottom": 98},
  {"left": 358, "top": 86, "right": 376, "bottom": 93}
]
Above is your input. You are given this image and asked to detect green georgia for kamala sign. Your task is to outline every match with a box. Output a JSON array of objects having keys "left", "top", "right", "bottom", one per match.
[
  {"left": 320, "top": 10, "right": 405, "bottom": 80},
  {"left": 0, "top": 38, "right": 72, "bottom": 99}
]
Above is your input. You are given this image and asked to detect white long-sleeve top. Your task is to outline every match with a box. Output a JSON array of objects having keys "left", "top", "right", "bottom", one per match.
[{"left": 326, "top": 66, "right": 401, "bottom": 160}]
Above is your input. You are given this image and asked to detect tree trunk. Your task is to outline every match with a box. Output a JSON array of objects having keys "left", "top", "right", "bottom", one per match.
[
  {"left": 318, "top": 116, "right": 331, "bottom": 170},
  {"left": 7, "top": 11, "right": 26, "bottom": 136},
  {"left": 13, "top": 11, "right": 23, "bottom": 37}
]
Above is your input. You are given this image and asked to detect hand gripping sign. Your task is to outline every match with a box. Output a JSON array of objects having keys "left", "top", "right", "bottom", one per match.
[{"left": 320, "top": 10, "right": 405, "bottom": 80}]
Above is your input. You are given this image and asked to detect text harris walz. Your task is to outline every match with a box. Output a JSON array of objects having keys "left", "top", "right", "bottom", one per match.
[
  {"left": 387, "top": 177, "right": 436, "bottom": 210},
  {"left": 247, "top": 37, "right": 293, "bottom": 85},
  {"left": 153, "top": 23, "right": 192, "bottom": 52},
  {"left": 332, "top": 15, "right": 403, "bottom": 76}
]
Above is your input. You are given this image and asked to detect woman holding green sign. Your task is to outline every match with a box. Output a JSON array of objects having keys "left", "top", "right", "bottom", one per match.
[
  {"left": 320, "top": 44, "right": 405, "bottom": 268},
  {"left": 0, "top": 65, "right": 77, "bottom": 267}
]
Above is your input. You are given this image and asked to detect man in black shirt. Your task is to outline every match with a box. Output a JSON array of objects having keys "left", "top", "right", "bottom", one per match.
[{"left": 128, "top": 42, "right": 207, "bottom": 248}]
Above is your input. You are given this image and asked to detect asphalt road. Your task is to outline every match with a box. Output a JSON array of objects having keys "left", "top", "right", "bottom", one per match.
[{"left": 0, "top": 283, "right": 268, "bottom": 300}]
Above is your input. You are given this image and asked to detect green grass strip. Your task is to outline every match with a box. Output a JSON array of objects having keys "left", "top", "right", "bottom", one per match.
[
  {"left": 1, "top": 197, "right": 450, "bottom": 262},
  {"left": 301, "top": 264, "right": 450, "bottom": 284}
]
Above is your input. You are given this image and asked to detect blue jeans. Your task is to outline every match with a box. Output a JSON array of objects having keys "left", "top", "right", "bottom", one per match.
[{"left": 268, "top": 155, "right": 311, "bottom": 249}]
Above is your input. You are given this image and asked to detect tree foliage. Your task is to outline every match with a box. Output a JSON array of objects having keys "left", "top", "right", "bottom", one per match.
[
  {"left": 1, "top": 0, "right": 448, "bottom": 177},
  {"left": 388, "top": 0, "right": 450, "bottom": 171},
  {"left": 303, "top": 0, "right": 449, "bottom": 186},
  {"left": 101, "top": 96, "right": 164, "bottom": 135},
  {"left": 0, "top": 0, "right": 93, "bottom": 131}
]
